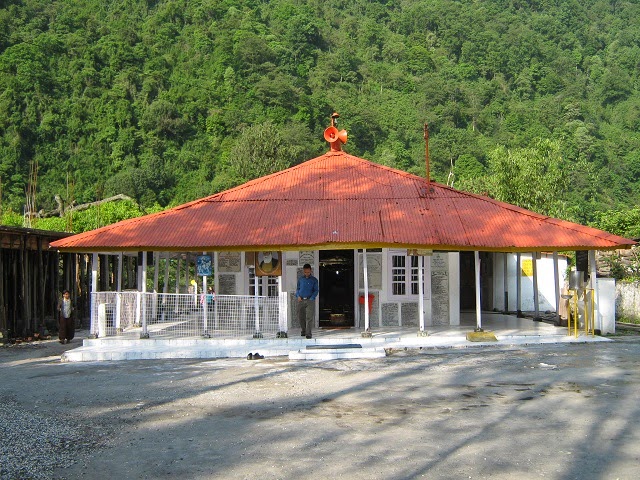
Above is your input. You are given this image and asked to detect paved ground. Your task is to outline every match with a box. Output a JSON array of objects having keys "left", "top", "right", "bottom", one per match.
[{"left": 2, "top": 328, "right": 640, "bottom": 479}]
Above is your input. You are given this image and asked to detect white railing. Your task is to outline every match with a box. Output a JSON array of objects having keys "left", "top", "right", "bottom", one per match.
[{"left": 90, "top": 292, "right": 288, "bottom": 339}]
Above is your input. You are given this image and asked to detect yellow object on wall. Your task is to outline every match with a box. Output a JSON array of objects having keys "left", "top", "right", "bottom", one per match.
[{"left": 521, "top": 259, "right": 533, "bottom": 277}]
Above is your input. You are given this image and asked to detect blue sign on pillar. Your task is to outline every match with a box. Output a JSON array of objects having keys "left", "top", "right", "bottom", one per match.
[{"left": 197, "top": 255, "right": 212, "bottom": 276}]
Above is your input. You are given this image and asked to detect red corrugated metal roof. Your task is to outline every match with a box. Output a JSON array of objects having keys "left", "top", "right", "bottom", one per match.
[{"left": 50, "top": 151, "right": 635, "bottom": 252}]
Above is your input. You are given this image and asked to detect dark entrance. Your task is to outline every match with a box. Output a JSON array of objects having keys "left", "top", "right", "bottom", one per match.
[
  {"left": 460, "top": 252, "right": 476, "bottom": 310},
  {"left": 459, "top": 251, "right": 493, "bottom": 311},
  {"left": 318, "top": 250, "right": 355, "bottom": 327}
]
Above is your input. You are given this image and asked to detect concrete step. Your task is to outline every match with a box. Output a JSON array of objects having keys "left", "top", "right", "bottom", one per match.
[
  {"left": 62, "top": 345, "right": 293, "bottom": 362},
  {"left": 289, "top": 346, "right": 386, "bottom": 360},
  {"left": 81, "top": 336, "right": 400, "bottom": 348}
]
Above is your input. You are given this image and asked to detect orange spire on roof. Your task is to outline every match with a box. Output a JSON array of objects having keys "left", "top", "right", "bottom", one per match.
[{"left": 323, "top": 112, "right": 348, "bottom": 151}]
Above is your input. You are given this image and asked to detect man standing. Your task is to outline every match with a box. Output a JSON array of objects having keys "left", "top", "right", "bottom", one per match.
[
  {"left": 296, "top": 264, "right": 319, "bottom": 339},
  {"left": 57, "top": 289, "right": 75, "bottom": 344}
]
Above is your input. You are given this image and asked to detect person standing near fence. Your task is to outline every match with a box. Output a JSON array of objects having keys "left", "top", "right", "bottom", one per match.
[
  {"left": 58, "top": 289, "right": 75, "bottom": 344},
  {"left": 201, "top": 287, "right": 215, "bottom": 312},
  {"left": 296, "top": 264, "right": 319, "bottom": 339}
]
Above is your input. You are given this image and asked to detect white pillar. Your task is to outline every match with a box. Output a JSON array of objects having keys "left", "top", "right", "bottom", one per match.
[
  {"left": 203, "top": 274, "right": 209, "bottom": 336},
  {"left": 141, "top": 254, "right": 147, "bottom": 293},
  {"left": 174, "top": 256, "right": 181, "bottom": 315},
  {"left": 254, "top": 276, "right": 260, "bottom": 335},
  {"left": 135, "top": 292, "right": 141, "bottom": 326},
  {"left": 116, "top": 253, "right": 123, "bottom": 291},
  {"left": 354, "top": 250, "right": 360, "bottom": 328},
  {"left": 474, "top": 251, "right": 482, "bottom": 331},
  {"left": 418, "top": 255, "right": 425, "bottom": 333},
  {"left": 448, "top": 252, "right": 460, "bottom": 326},
  {"left": 153, "top": 252, "right": 160, "bottom": 291},
  {"left": 532, "top": 252, "right": 540, "bottom": 320},
  {"left": 163, "top": 255, "right": 170, "bottom": 294},
  {"left": 91, "top": 252, "right": 99, "bottom": 293},
  {"left": 503, "top": 253, "right": 508, "bottom": 313},
  {"left": 141, "top": 252, "right": 148, "bottom": 338},
  {"left": 553, "top": 252, "right": 561, "bottom": 324},
  {"left": 588, "top": 250, "right": 601, "bottom": 332},
  {"left": 115, "top": 253, "right": 123, "bottom": 330},
  {"left": 152, "top": 252, "right": 159, "bottom": 321},
  {"left": 134, "top": 253, "right": 141, "bottom": 326},
  {"left": 175, "top": 257, "right": 181, "bottom": 295},
  {"left": 90, "top": 253, "right": 98, "bottom": 336},
  {"left": 425, "top": 254, "right": 433, "bottom": 326},
  {"left": 162, "top": 254, "right": 170, "bottom": 322},
  {"left": 186, "top": 254, "right": 191, "bottom": 293},
  {"left": 187, "top": 254, "right": 196, "bottom": 308},
  {"left": 279, "top": 291, "right": 288, "bottom": 334},
  {"left": 213, "top": 252, "right": 219, "bottom": 329},
  {"left": 516, "top": 253, "right": 522, "bottom": 315},
  {"left": 363, "top": 249, "right": 370, "bottom": 332}
]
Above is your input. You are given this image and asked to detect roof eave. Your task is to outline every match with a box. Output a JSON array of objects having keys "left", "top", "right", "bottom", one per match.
[{"left": 51, "top": 241, "right": 636, "bottom": 254}]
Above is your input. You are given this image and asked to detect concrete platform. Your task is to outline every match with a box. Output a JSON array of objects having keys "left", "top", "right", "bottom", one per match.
[{"left": 61, "top": 313, "right": 610, "bottom": 362}]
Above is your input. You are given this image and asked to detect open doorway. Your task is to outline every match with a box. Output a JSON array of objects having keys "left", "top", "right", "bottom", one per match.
[
  {"left": 460, "top": 252, "right": 476, "bottom": 310},
  {"left": 459, "top": 252, "right": 493, "bottom": 311},
  {"left": 318, "top": 250, "right": 355, "bottom": 327}
]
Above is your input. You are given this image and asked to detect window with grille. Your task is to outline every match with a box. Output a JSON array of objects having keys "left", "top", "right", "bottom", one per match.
[
  {"left": 410, "top": 256, "right": 419, "bottom": 294},
  {"left": 390, "top": 253, "right": 420, "bottom": 297},
  {"left": 266, "top": 275, "right": 278, "bottom": 296},
  {"left": 391, "top": 255, "right": 406, "bottom": 295},
  {"left": 249, "top": 268, "right": 278, "bottom": 296}
]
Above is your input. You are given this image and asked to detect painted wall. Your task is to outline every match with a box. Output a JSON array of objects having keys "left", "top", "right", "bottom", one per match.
[
  {"left": 213, "top": 252, "right": 245, "bottom": 296},
  {"left": 598, "top": 278, "right": 616, "bottom": 334},
  {"left": 492, "top": 253, "right": 568, "bottom": 313},
  {"left": 616, "top": 281, "right": 640, "bottom": 323},
  {"left": 360, "top": 250, "right": 459, "bottom": 328}
]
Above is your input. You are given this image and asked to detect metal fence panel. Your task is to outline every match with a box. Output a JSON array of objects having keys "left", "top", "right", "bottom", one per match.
[{"left": 91, "top": 292, "right": 287, "bottom": 339}]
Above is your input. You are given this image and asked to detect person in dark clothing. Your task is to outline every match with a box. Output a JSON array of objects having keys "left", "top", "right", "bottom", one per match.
[
  {"left": 58, "top": 289, "right": 75, "bottom": 344},
  {"left": 295, "top": 264, "right": 319, "bottom": 339}
]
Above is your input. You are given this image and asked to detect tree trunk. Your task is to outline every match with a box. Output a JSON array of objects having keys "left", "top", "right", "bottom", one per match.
[
  {"left": 0, "top": 241, "right": 4, "bottom": 332},
  {"left": 40, "top": 194, "right": 136, "bottom": 218}
]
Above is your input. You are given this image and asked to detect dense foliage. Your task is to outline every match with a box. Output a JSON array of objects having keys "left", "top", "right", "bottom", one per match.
[
  {"left": 0, "top": 199, "right": 150, "bottom": 233},
  {"left": 1, "top": 0, "right": 640, "bottom": 230}
]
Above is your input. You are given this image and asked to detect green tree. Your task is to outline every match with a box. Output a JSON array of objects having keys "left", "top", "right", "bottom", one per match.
[
  {"left": 224, "top": 120, "right": 313, "bottom": 183},
  {"left": 458, "top": 139, "right": 565, "bottom": 217}
]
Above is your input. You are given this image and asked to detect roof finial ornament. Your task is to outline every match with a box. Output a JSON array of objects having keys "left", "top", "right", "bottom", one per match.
[{"left": 324, "top": 112, "right": 348, "bottom": 151}]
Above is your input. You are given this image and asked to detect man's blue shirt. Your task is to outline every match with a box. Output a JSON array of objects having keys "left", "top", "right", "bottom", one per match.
[{"left": 296, "top": 275, "right": 319, "bottom": 300}]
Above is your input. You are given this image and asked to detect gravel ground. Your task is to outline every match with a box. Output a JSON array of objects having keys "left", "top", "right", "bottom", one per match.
[
  {"left": 0, "top": 333, "right": 110, "bottom": 480},
  {"left": 1, "top": 328, "right": 640, "bottom": 479},
  {"left": 0, "top": 400, "right": 103, "bottom": 480}
]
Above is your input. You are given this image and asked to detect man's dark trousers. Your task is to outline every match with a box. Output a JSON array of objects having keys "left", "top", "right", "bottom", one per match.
[{"left": 297, "top": 298, "right": 314, "bottom": 336}]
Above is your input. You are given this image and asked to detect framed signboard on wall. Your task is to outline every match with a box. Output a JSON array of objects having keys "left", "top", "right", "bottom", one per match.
[{"left": 255, "top": 251, "right": 282, "bottom": 276}]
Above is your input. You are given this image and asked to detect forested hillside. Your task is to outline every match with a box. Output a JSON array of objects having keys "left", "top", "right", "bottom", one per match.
[{"left": 1, "top": 0, "right": 639, "bottom": 230}]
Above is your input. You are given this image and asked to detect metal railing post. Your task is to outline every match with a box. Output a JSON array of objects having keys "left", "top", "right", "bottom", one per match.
[{"left": 253, "top": 288, "right": 262, "bottom": 338}]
